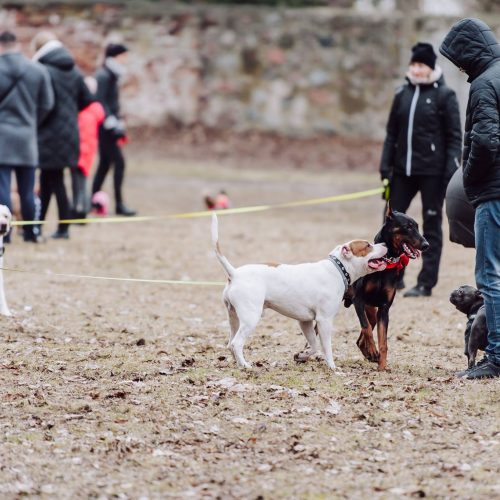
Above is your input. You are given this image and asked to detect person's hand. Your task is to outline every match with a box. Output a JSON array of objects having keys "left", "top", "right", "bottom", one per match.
[
  {"left": 103, "top": 115, "right": 119, "bottom": 130},
  {"left": 381, "top": 178, "right": 391, "bottom": 201}
]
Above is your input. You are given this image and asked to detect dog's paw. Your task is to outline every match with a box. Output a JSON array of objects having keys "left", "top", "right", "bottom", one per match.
[
  {"left": 294, "top": 350, "right": 323, "bottom": 364},
  {"left": 294, "top": 351, "right": 311, "bottom": 363}
]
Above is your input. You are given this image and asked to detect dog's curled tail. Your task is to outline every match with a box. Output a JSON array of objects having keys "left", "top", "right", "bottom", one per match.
[{"left": 211, "top": 213, "right": 235, "bottom": 279}]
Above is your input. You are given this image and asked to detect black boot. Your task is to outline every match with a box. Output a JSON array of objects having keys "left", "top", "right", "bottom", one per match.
[
  {"left": 116, "top": 203, "right": 137, "bottom": 217},
  {"left": 51, "top": 225, "right": 69, "bottom": 240},
  {"left": 465, "top": 358, "right": 500, "bottom": 379},
  {"left": 403, "top": 284, "right": 431, "bottom": 297}
]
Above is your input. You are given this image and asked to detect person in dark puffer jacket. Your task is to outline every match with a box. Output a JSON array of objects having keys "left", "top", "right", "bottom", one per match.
[
  {"left": 380, "top": 42, "right": 462, "bottom": 298},
  {"left": 440, "top": 18, "right": 500, "bottom": 380},
  {"left": 32, "top": 32, "right": 93, "bottom": 239}
]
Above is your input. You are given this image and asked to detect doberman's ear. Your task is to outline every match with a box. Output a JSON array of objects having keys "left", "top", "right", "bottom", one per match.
[{"left": 384, "top": 201, "right": 393, "bottom": 220}]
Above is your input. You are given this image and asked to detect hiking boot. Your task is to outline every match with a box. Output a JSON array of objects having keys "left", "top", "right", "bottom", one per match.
[
  {"left": 403, "top": 285, "right": 431, "bottom": 297},
  {"left": 116, "top": 203, "right": 137, "bottom": 217},
  {"left": 465, "top": 358, "right": 500, "bottom": 380}
]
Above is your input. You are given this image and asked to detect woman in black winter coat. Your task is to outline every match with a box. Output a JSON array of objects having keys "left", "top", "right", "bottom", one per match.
[
  {"left": 380, "top": 42, "right": 462, "bottom": 297},
  {"left": 32, "top": 32, "right": 93, "bottom": 239}
]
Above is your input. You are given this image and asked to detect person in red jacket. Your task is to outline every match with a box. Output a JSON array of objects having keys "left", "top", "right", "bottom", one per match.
[{"left": 71, "top": 76, "right": 104, "bottom": 219}]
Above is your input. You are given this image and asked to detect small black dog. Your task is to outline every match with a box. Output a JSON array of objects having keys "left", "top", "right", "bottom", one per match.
[
  {"left": 344, "top": 203, "right": 429, "bottom": 371},
  {"left": 449, "top": 285, "right": 488, "bottom": 369}
]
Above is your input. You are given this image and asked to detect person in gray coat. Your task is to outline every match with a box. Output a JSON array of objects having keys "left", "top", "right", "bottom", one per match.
[{"left": 0, "top": 30, "right": 54, "bottom": 243}]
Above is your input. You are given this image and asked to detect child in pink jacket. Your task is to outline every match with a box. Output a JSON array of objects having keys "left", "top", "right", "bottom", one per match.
[{"left": 71, "top": 76, "right": 105, "bottom": 218}]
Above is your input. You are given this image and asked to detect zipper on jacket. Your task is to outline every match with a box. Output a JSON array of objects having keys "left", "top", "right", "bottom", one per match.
[{"left": 406, "top": 85, "right": 420, "bottom": 176}]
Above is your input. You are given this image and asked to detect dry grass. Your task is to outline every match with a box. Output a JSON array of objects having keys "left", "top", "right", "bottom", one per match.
[{"left": 1, "top": 155, "right": 499, "bottom": 499}]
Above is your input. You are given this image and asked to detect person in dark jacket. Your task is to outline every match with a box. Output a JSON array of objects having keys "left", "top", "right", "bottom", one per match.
[
  {"left": 440, "top": 18, "right": 500, "bottom": 379},
  {"left": 0, "top": 30, "right": 54, "bottom": 243},
  {"left": 32, "top": 32, "right": 93, "bottom": 239},
  {"left": 92, "top": 43, "right": 136, "bottom": 216},
  {"left": 380, "top": 42, "right": 462, "bottom": 297}
]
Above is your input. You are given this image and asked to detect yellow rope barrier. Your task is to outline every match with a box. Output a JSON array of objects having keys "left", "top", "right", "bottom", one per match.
[{"left": 12, "top": 187, "right": 384, "bottom": 226}]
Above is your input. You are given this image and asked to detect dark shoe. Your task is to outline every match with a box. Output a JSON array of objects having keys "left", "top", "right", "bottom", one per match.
[
  {"left": 396, "top": 278, "right": 405, "bottom": 290},
  {"left": 116, "top": 203, "right": 137, "bottom": 217},
  {"left": 23, "top": 234, "right": 46, "bottom": 244},
  {"left": 51, "top": 230, "right": 69, "bottom": 240},
  {"left": 465, "top": 358, "right": 500, "bottom": 379},
  {"left": 455, "top": 357, "right": 488, "bottom": 378},
  {"left": 403, "top": 285, "right": 431, "bottom": 297}
]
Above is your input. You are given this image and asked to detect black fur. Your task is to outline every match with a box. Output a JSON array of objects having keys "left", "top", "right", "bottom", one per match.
[
  {"left": 449, "top": 285, "right": 488, "bottom": 369},
  {"left": 344, "top": 204, "right": 428, "bottom": 370}
]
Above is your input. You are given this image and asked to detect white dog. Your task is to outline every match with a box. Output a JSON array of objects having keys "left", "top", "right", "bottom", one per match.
[
  {"left": 211, "top": 214, "right": 388, "bottom": 370},
  {"left": 0, "top": 205, "right": 12, "bottom": 316}
]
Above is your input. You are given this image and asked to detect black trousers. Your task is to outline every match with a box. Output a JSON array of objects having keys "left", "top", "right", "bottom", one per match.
[
  {"left": 40, "top": 169, "right": 70, "bottom": 234},
  {"left": 92, "top": 132, "right": 125, "bottom": 206},
  {"left": 0, "top": 165, "right": 39, "bottom": 241},
  {"left": 390, "top": 174, "right": 445, "bottom": 289}
]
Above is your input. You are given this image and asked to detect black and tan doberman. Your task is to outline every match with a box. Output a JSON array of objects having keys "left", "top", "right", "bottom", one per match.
[{"left": 344, "top": 204, "right": 429, "bottom": 371}]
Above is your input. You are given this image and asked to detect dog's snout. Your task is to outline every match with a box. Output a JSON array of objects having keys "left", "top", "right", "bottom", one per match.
[{"left": 421, "top": 240, "right": 430, "bottom": 252}]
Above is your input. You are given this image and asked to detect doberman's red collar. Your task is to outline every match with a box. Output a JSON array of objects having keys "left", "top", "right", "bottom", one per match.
[{"left": 384, "top": 254, "right": 410, "bottom": 272}]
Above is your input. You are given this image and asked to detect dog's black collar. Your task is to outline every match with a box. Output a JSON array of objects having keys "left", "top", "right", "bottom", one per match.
[{"left": 328, "top": 255, "right": 351, "bottom": 291}]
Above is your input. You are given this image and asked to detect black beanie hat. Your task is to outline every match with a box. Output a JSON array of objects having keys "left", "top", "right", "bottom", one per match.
[
  {"left": 105, "top": 43, "right": 128, "bottom": 58},
  {"left": 410, "top": 42, "right": 437, "bottom": 70}
]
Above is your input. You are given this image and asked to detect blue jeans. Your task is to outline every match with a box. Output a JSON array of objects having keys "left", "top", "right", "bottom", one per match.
[
  {"left": 0, "top": 165, "right": 39, "bottom": 240},
  {"left": 475, "top": 199, "right": 500, "bottom": 365}
]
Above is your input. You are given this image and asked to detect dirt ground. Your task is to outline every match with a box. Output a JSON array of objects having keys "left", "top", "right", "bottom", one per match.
[{"left": 1, "top": 147, "right": 499, "bottom": 499}]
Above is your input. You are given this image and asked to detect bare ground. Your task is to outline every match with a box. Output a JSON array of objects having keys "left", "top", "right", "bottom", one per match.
[{"left": 1, "top": 150, "right": 499, "bottom": 499}]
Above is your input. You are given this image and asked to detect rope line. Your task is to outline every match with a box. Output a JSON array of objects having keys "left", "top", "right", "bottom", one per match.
[
  {"left": 0, "top": 267, "right": 226, "bottom": 286},
  {"left": 12, "top": 187, "right": 384, "bottom": 226}
]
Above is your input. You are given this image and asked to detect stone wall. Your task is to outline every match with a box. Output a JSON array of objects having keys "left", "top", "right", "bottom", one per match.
[{"left": 1, "top": 1, "right": 499, "bottom": 139}]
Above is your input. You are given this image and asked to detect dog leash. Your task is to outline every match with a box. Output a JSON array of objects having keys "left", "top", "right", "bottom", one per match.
[
  {"left": 328, "top": 255, "right": 351, "bottom": 292},
  {"left": 0, "top": 266, "right": 225, "bottom": 286}
]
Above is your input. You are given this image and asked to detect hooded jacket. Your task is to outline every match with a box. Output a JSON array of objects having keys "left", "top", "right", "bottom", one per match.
[
  {"left": 0, "top": 51, "right": 54, "bottom": 167},
  {"left": 440, "top": 18, "right": 500, "bottom": 207},
  {"left": 380, "top": 66, "right": 462, "bottom": 183},
  {"left": 35, "top": 41, "right": 93, "bottom": 169}
]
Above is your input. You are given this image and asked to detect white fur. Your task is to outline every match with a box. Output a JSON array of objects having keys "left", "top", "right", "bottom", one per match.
[
  {"left": 0, "top": 205, "right": 12, "bottom": 316},
  {"left": 212, "top": 214, "right": 387, "bottom": 370}
]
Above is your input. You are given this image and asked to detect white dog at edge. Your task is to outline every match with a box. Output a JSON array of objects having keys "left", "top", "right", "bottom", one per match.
[
  {"left": 211, "top": 214, "right": 388, "bottom": 370},
  {"left": 0, "top": 205, "right": 12, "bottom": 316}
]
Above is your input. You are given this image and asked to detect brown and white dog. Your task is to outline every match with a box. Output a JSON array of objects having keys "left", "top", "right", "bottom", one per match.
[
  {"left": 211, "top": 214, "right": 388, "bottom": 370},
  {"left": 0, "top": 205, "right": 12, "bottom": 316}
]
